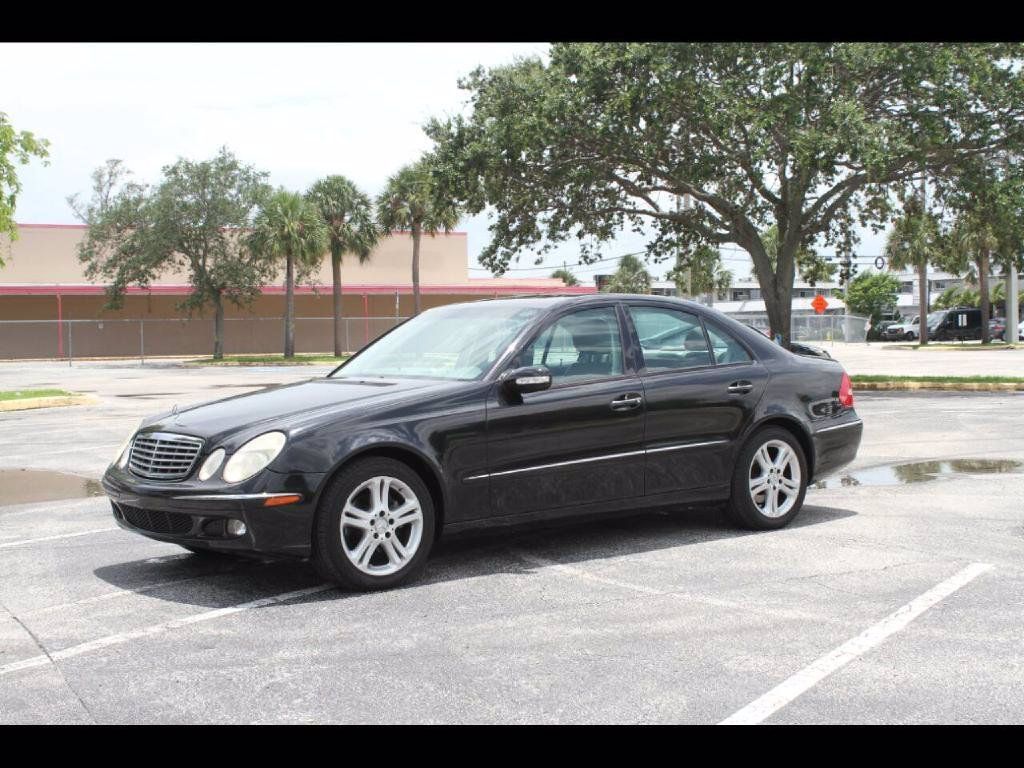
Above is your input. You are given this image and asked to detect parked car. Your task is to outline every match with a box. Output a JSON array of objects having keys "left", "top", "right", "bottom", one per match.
[
  {"left": 883, "top": 315, "right": 919, "bottom": 341},
  {"left": 102, "top": 295, "right": 863, "bottom": 591},
  {"left": 927, "top": 307, "right": 983, "bottom": 341}
]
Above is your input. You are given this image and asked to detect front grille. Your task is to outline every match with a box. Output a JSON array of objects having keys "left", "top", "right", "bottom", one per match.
[
  {"left": 117, "top": 503, "right": 194, "bottom": 535},
  {"left": 128, "top": 432, "right": 204, "bottom": 480}
]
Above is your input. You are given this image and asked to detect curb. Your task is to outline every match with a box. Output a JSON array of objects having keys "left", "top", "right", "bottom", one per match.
[
  {"left": 853, "top": 381, "right": 1024, "bottom": 392},
  {"left": 0, "top": 395, "right": 100, "bottom": 412}
]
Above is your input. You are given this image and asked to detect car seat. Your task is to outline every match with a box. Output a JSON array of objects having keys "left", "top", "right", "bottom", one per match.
[{"left": 565, "top": 315, "right": 622, "bottom": 378}]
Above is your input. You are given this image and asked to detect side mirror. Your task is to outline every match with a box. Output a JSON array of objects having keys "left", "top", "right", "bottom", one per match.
[{"left": 500, "top": 365, "right": 552, "bottom": 396}]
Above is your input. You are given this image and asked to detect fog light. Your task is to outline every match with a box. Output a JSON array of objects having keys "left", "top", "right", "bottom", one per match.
[{"left": 226, "top": 519, "right": 247, "bottom": 537}]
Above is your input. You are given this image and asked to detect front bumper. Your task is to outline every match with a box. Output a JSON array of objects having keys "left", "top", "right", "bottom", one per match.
[
  {"left": 810, "top": 415, "right": 863, "bottom": 481},
  {"left": 101, "top": 465, "right": 325, "bottom": 558}
]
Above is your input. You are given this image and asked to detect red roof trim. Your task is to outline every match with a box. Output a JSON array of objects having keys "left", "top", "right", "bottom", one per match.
[{"left": 0, "top": 283, "right": 597, "bottom": 297}]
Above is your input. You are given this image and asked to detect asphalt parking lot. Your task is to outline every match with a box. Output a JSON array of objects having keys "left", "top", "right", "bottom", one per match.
[{"left": 2, "top": 360, "right": 1024, "bottom": 723}]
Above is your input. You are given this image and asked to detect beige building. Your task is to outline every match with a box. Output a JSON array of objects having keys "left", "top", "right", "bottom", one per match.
[{"left": 0, "top": 223, "right": 592, "bottom": 359}]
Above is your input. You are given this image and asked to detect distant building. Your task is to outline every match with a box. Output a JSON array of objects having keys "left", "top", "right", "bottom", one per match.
[{"left": 0, "top": 223, "right": 595, "bottom": 359}]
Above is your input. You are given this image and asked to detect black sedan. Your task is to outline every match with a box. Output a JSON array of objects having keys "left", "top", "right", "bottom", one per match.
[{"left": 102, "top": 295, "right": 863, "bottom": 591}]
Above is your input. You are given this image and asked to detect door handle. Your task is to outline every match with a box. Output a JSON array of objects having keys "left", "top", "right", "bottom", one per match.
[
  {"left": 727, "top": 380, "right": 754, "bottom": 394},
  {"left": 610, "top": 392, "right": 644, "bottom": 411}
]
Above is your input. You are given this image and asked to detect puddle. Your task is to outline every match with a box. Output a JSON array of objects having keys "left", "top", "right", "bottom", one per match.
[
  {"left": 814, "top": 459, "right": 1022, "bottom": 489},
  {"left": 0, "top": 470, "right": 104, "bottom": 504}
]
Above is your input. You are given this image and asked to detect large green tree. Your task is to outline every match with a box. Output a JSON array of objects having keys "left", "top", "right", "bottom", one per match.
[
  {"left": 1, "top": 112, "right": 49, "bottom": 263},
  {"left": 752, "top": 225, "right": 838, "bottom": 286},
  {"left": 836, "top": 271, "right": 900, "bottom": 326},
  {"left": 429, "top": 43, "right": 1024, "bottom": 346},
  {"left": 884, "top": 194, "right": 943, "bottom": 345},
  {"left": 306, "top": 176, "right": 379, "bottom": 356},
  {"left": 376, "top": 156, "right": 460, "bottom": 315},
  {"left": 603, "top": 253, "right": 651, "bottom": 294},
  {"left": 249, "top": 190, "right": 329, "bottom": 358},
  {"left": 69, "top": 150, "right": 274, "bottom": 359}
]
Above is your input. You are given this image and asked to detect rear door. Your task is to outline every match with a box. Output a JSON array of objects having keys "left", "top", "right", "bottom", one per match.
[
  {"left": 625, "top": 304, "right": 768, "bottom": 496},
  {"left": 483, "top": 304, "right": 646, "bottom": 518}
]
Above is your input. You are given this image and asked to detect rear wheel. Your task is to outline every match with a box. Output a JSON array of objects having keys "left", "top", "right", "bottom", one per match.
[
  {"left": 311, "top": 457, "right": 435, "bottom": 591},
  {"left": 726, "top": 427, "right": 808, "bottom": 530}
]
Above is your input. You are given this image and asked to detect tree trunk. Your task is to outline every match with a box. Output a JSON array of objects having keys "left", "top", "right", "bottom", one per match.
[
  {"left": 284, "top": 252, "right": 295, "bottom": 358},
  {"left": 747, "top": 235, "right": 791, "bottom": 347},
  {"left": 978, "top": 250, "right": 990, "bottom": 345},
  {"left": 332, "top": 251, "right": 343, "bottom": 357},
  {"left": 412, "top": 224, "right": 422, "bottom": 316},
  {"left": 213, "top": 293, "right": 224, "bottom": 360},
  {"left": 917, "top": 261, "right": 929, "bottom": 346}
]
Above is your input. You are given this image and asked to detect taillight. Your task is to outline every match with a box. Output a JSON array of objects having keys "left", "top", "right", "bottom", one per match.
[{"left": 838, "top": 371, "right": 854, "bottom": 408}]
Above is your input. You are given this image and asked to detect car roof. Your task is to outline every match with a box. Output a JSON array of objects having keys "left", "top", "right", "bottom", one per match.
[{"left": 471, "top": 293, "right": 712, "bottom": 314}]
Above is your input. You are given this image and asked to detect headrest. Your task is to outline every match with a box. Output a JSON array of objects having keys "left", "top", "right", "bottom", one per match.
[
  {"left": 566, "top": 316, "right": 616, "bottom": 353},
  {"left": 683, "top": 329, "right": 707, "bottom": 351}
]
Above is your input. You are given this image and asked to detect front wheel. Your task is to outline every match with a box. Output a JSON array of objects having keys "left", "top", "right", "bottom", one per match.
[
  {"left": 903, "top": 331, "right": 915, "bottom": 341},
  {"left": 726, "top": 427, "right": 808, "bottom": 530},
  {"left": 311, "top": 457, "right": 435, "bottom": 591}
]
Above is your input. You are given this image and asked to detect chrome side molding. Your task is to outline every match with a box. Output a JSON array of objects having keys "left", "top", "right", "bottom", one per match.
[{"left": 465, "top": 439, "right": 731, "bottom": 482}]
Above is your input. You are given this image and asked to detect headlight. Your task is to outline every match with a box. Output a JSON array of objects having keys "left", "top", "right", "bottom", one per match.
[
  {"left": 198, "top": 448, "right": 226, "bottom": 481},
  {"left": 113, "top": 420, "right": 143, "bottom": 468},
  {"left": 222, "top": 432, "right": 287, "bottom": 483}
]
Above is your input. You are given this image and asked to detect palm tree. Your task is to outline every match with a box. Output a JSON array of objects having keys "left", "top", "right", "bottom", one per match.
[
  {"left": 943, "top": 210, "right": 1000, "bottom": 343},
  {"left": 667, "top": 244, "right": 733, "bottom": 303},
  {"left": 250, "top": 190, "right": 329, "bottom": 358},
  {"left": 604, "top": 253, "right": 652, "bottom": 294},
  {"left": 885, "top": 197, "right": 942, "bottom": 346},
  {"left": 551, "top": 267, "right": 580, "bottom": 287},
  {"left": 306, "top": 176, "right": 379, "bottom": 357},
  {"left": 376, "top": 156, "right": 459, "bottom": 315}
]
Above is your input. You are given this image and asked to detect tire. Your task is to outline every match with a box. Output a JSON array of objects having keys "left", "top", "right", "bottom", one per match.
[
  {"left": 903, "top": 331, "right": 915, "bottom": 341},
  {"left": 311, "top": 457, "right": 436, "bottom": 591},
  {"left": 725, "top": 427, "right": 808, "bottom": 530}
]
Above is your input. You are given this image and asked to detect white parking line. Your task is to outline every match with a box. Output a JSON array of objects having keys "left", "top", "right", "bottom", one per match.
[
  {"left": 719, "top": 562, "right": 994, "bottom": 725},
  {"left": 0, "top": 528, "right": 119, "bottom": 549},
  {"left": 0, "top": 583, "right": 334, "bottom": 677}
]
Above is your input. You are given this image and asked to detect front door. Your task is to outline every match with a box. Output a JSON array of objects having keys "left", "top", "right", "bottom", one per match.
[
  {"left": 625, "top": 305, "right": 768, "bottom": 496},
  {"left": 483, "top": 305, "right": 646, "bottom": 519}
]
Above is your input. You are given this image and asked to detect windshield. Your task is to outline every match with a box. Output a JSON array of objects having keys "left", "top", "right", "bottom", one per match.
[
  {"left": 927, "top": 311, "right": 945, "bottom": 326},
  {"left": 331, "top": 302, "right": 544, "bottom": 381}
]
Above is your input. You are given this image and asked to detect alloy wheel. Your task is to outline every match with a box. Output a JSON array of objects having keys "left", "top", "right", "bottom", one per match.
[
  {"left": 748, "top": 439, "right": 802, "bottom": 518},
  {"left": 340, "top": 475, "right": 424, "bottom": 575}
]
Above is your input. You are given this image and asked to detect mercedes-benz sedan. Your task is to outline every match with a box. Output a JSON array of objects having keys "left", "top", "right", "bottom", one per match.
[{"left": 102, "top": 295, "right": 863, "bottom": 591}]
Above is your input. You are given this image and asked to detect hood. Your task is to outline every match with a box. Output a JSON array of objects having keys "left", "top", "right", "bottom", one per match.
[{"left": 142, "top": 376, "right": 464, "bottom": 442}]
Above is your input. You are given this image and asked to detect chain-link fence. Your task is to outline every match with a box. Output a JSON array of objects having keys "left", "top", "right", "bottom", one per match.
[
  {"left": 0, "top": 316, "right": 408, "bottom": 362},
  {"left": 0, "top": 311, "right": 870, "bottom": 361},
  {"left": 725, "top": 313, "right": 870, "bottom": 343}
]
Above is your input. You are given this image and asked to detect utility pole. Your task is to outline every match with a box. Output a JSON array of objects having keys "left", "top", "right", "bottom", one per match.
[
  {"left": 1008, "top": 263, "right": 1021, "bottom": 343},
  {"left": 918, "top": 166, "right": 930, "bottom": 346}
]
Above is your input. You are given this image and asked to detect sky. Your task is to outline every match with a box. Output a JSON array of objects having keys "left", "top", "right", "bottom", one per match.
[{"left": 2, "top": 42, "right": 888, "bottom": 285}]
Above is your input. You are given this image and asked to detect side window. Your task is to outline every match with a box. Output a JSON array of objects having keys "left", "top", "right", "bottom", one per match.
[
  {"left": 519, "top": 307, "right": 624, "bottom": 385},
  {"left": 628, "top": 306, "right": 713, "bottom": 371},
  {"left": 704, "top": 320, "right": 753, "bottom": 365}
]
